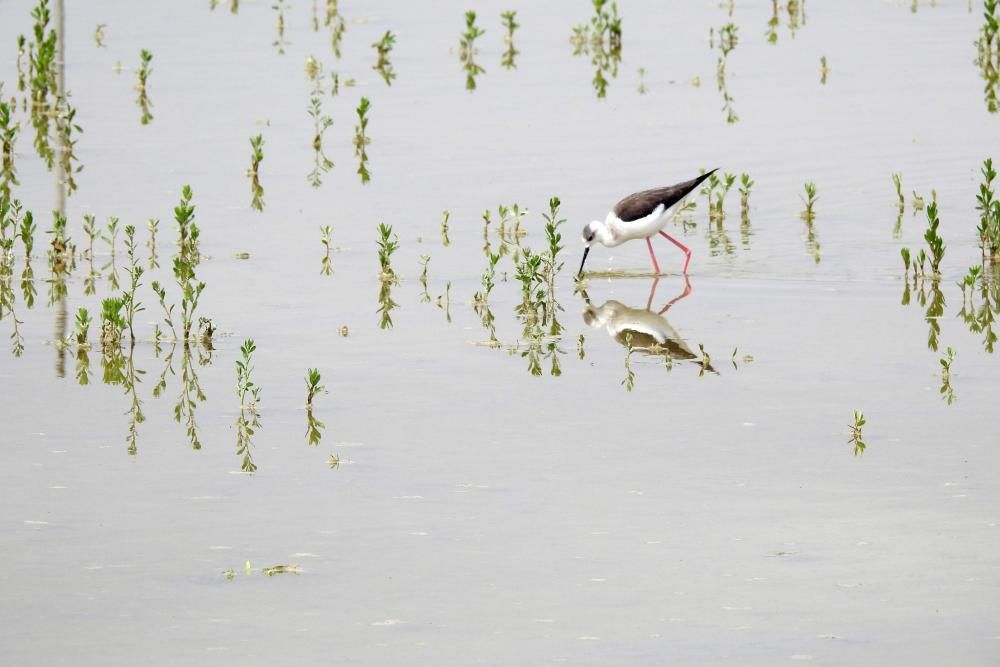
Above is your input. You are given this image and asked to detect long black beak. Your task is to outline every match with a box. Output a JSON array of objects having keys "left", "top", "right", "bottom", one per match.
[{"left": 577, "top": 246, "right": 591, "bottom": 277}]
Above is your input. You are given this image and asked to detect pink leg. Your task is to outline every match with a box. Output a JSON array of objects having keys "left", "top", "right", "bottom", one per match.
[
  {"left": 645, "top": 277, "right": 661, "bottom": 311},
  {"left": 657, "top": 275, "right": 692, "bottom": 315},
  {"left": 645, "top": 237, "right": 661, "bottom": 275},
  {"left": 659, "top": 231, "right": 692, "bottom": 274}
]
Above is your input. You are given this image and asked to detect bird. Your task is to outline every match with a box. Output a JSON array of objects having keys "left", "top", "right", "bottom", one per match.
[{"left": 577, "top": 169, "right": 718, "bottom": 277}]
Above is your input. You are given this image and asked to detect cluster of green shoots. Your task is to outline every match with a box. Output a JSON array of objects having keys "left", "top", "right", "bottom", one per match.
[
  {"left": 716, "top": 23, "right": 739, "bottom": 123},
  {"left": 305, "top": 56, "right": 335, "bottom": 187},
  {"left": 172, "top": 185, "right": 208, "bottom": 345},
  {"left": 136, "top": 49, "right": 154, "bottom": 125},
  {"left": 701, "top": 172, "right": 737, "bottom": 256},
  {"left": 320, "top": 225, "right": 334, "bottom": 275},
  {"left": 459, "top": 11, "right": 486, "bottom": 91},
  {"left": 977, "top": 158, "right": 1000, "bottom": 259},
  {"left": 923, "top": 198, "right": 946, "bottom": 277},
  {"left": 235, "top": 339, "right": 261, "bottom": 473},
  {"left": 501, "top": 11, "right": 520, "bottom": 68},
  {"left": 376, "top": 223, "right": 400, "bottom": 329},
  {"left": 353, "top": 97, "right": 371, "bottom": 183},
  {"left": 976, "top": 0, "right": 999, "bottom": 113},
  {"left": 305, "top": 368, "right": 325, "bottom": 445},
  {"left": 848, "top": 410, "right": 867, "bottom": 457},
  {"left": 958, "top": 265, "right": 998, "bottom": 353},
  {"left": 248, "top": 134, "right": 265, "bottom": 211},
  {"left": 372, "top": 31, "right": 397, "bottom": 85},
  {"left": 738, "top": 174, "right": 754, "bottom": 246},
  {"left": 570, "top": 0, "right": 623, "bottom": 98},
  {"left": 899, "top": 192, "right": 946, "bottom": 351},
  {"left": 272, "top": 0, "right": 290, "bottom": 54}
]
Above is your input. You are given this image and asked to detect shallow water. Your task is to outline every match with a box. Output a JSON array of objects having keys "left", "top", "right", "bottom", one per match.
[{"left": 1, "top": 1, "right": 999, "bottom": 665}]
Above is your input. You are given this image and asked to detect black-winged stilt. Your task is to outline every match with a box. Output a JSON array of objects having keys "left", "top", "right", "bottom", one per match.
[{"left": 577, "top": 169, "right": 718, "bottom": 277}]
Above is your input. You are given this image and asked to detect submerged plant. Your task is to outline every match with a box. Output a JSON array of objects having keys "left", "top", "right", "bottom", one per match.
[
  {"left": 235, "top": 339, "right": 261, "bottom": 473},
  {"left": 172, "top": 185, "right": 206, "bottom": 344},
  {"left": 135, "top": 49, "right": 154, "bottom": 125},
  {"left": 848, "top": 410, "right": 867, "bottom": 457},
  {"left": 376, "top": 222, "right": 398, "bottom": 281},
  {"left": 304, "top": 368, "right": 325, "bottom": 445},
  {"left": 372, "top": 31, "right": 397, "bottom": 85},
  {"left": 501, "top": 10, "right": 520, "bottom": 69},
  {"left": 353, "top": 97, "right": 371, "bottom": 183},
  {"left": 459, "top": 11, "right": 486, "bottom": 90}
]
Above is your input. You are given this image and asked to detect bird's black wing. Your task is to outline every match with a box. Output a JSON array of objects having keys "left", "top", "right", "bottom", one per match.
[{"left": 613, "top": 169, "right": 719, "bottom": 222}]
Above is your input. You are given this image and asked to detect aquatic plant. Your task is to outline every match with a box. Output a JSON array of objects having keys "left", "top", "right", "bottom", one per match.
[
  {"left": 320, "top": 225, "right": 334, "bottom": 275},
  {"left": 0, "top": 102, "right": 19, "bottom": 200},
  {"left": 892, "top": 173, "right": 905, "bottom": 211},
  {"left": 172, "top": 185, "right": 205, "bottom": 344},
  {"left": 122, "top": 225, "right": 145, "bottom": 343},
  {"left": 353, "top": 97, "right": 371, "bottom": 183},
  {"left": 501, "top": 10, "right": 520, "bottom": 69},
  {"left": 81, "top": 214, "right": 97, "bottom": 259},
  {"left": 24, "top": 0, "right": 59, "bottom": 166},
  {"left": 135, "top": 49, "right": 153, "bottom": 125},
  {"left": 248, "top": 133, "right": 265, "bottom": 211},
  {"left": 459, "top": 11, "right": 486, "bottom": 91},
  {"left": 376, "top": 222, "right": 398, "bottom": 281},
  {"left": 74, "top": 307, "right": 91, "bottom": 347},
  {"left": 325, "top": 0, "right": 346, "bottom": 57},
  {"left": 621, "top": 333, "right": 635, "bottom": 391},
  {"left": 848, "top": 410, "right": 867, "bottom": 457},
  {"left": 577, "top": 334, "right": 585, "bottom": 359},
  {"left": 100, "top": 295, "right": 127, "bottom": 351},
  {"left": 977, "top": 158, "right": 1000, "bottom": 259},
  {"left": 939, "top": 347, "right": 956, "bottom": 405},
  {"left": 20, "top": 210, "right": 36, "bottom": 258},
  {"left": 146, "top": 218, "right": 159, "bottom": 269},
  {"left": 570, "top": 0, "right": 623, "bottom": 98},
  {"left": 372, "top": 31, "right": 397, "bottom": 85},
  {"left": 151, "top": 280, "right": 176, "bottom": 339},
  {"left": 304, "top": 367, "right": 326, "bottom": 445},
  {"left": 235, "top": 338, "right": 261, "bottom": 473},
  {"left": 766, "top": 0, "right": 780, "bottom": 43},
  {"left": 94, "top": 23, "right": 107, "bottom": 48},
  {"left": 716, "top": 23, "right": 739, "bottom": 123},
  {"left": 306, "top": 57, "right": 335, "bottom": 187},
  {"left": 923, "top": 199, "right": 946, "bottom": 276},
  {"left": 820, "top": 56, "right": 829, "bottom": 84},
  {"left": 305, "top": 366, "right": 325, "bottom": 404},
  {"left": 637, "top": 66, "right": 647, "bottom": 94},
  {"left": 54, "top": 98, "right": 82, "bottom": 195},
  {"left": 440, "top": 210, "right": 451, "bottom": 246},
  {"left": 272, "top": 0, "right": 290, "bottom": 54},
  {"left": 800, "top": 182, "right": 818, "bottom": 222},
  {"left": 419, "top": 255, "right": 431, "bottom": 302},
  {"left": 975, "top": 0, "right": 999, "bottom": 113},
  {"left": 901, "top": 247, "right": 912, "bottom": 276}
]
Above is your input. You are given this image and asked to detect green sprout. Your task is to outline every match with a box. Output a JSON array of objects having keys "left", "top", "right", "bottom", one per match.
[
  {"left": 939, "top": 347, "right": 956, "bottom": 405},
  {"left": 320, "top": 225, "right": 334, "bottom": 275},
  {"left": 305, "top": 368, "right": 326, "bottom": 445},
  {"left": 459, "top": 11, "right": 487, "bottom": 91},
  {"left": 976, "top": 158, "right": 1000, "bottom": 259},
  {"left": 800, "top": 182, "right": 818, "bottom": 222},
  {"left": 306, "top": 57, "right": 335, "bottom": 187},
  {"left": 716, "top": 23, "right": 739, "bottom": 123},
  {"left": 353, "top": 97, "right": 371, "bottom": 183},
  {"left": 501, "top": 10, "right": 520, "bottom": 69},
  {"left": 122, "top": 225, "right": 145, "bottom": 343},
  {"left": 372, "top": 30, "right": 397, "bottom": 85},
  {"left": 235, "top": 338, "right": 261, "bottom": 473},
  {"left": 135, "top": 49, "right": 153, "bottom": 125},
  {"left": 848, "top": 410, "right": 867, "bottom": 457},
  {"left": 94, "top": 23, "right": 107, "bottom": 48},
  {"left": 820, "top": 55, "right": 829, "bottom": 84},
  {"left": 248, "top": 133, "right": 265, "bottom": 211},
  {"left": 923, "top": 198, "right": 946, "bottom": 277},
  {"left": 376, "top": 222, "right": 398, "bottom": 281},
  {"left": 440, "top": 210, "right": 451, "bottom": 246}
]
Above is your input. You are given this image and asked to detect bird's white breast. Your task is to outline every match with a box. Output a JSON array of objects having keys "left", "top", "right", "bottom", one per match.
[{"left": 605, "top": 204, "right": 668, "bottom": 246}]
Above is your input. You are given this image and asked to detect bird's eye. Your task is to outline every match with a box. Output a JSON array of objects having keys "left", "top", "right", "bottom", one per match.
[{"left": 585, "top": 232, "right": 595, "bottom": 242}]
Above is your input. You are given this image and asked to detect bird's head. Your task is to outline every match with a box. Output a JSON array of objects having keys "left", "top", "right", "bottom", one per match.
[{"left": 577, "top": 221, "right": 603, "bottom": 277}]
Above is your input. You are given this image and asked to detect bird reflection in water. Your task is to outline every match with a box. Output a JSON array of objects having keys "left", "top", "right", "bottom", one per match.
[{"left": 581, "top": 276, "right": 714, "bottom": 372}]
